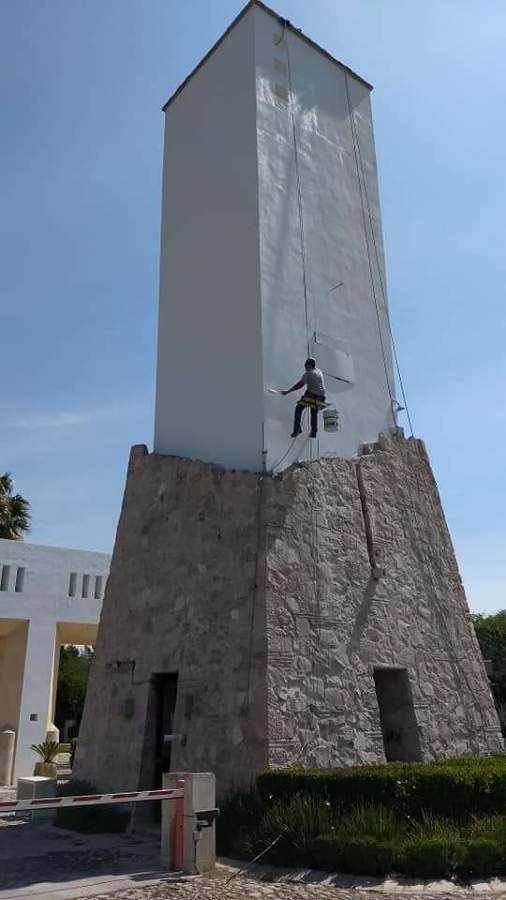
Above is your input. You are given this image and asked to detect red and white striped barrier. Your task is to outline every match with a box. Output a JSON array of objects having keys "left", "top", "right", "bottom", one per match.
[
  {"left": 0, "top": 779, "right": 186, "bottom": 871},
  {"left": 0, "top": 786, "right": 184, "bottom": 813}
]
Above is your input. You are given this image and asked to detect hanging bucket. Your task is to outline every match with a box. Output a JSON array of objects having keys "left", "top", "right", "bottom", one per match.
[{"left": 323, "top": 406, "right": 339, "bottom": 432}]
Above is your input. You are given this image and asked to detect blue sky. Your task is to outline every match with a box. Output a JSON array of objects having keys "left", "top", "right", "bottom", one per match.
[{"left": 1, "top": 0, "right": 505, "bottom": 613}]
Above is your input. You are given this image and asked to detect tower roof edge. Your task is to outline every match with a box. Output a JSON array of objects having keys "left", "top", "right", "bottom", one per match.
[{"left": 161, "top": 0, "right": 373, "bottom": 113}]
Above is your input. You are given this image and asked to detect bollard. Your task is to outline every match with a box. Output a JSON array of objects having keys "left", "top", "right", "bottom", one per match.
[
  {"left": 162, "top": 772, "right": 216, "bottom": 874},
  {"left": 0, "top": 730, "right": 15, "bottom": 786},
  {"left": 17, "top": 776, "right": 57, "bottom": 823},
  {"left": 45, "top": 725, "right": 60, "bottom": 744}
]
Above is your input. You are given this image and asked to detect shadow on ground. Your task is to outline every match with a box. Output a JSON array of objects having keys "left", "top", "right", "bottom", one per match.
[{"left": 0, "top": 818, "right": 168, "bottom": 893}]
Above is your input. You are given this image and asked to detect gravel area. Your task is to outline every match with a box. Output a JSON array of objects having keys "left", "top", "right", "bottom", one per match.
[{"left": 77, "top": 864, "right": 506, "bottom": 900}]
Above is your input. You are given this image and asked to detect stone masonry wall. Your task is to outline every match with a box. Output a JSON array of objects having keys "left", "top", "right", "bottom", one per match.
[
  {"left": 262, "top": 436, "right": 503, "bottom": 767},
  {"left": 75, "top": 436, "right": 503, "bottom": 797},
  {"left": 75, "top": 445, "right": 269, "bottom": 794}
]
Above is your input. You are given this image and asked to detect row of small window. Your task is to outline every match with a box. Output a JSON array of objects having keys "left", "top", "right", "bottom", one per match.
[
  {"left": 68, "top": 572, "right": 106, "bottom": 599},
  {"left": 0, "top": 565, "right": 25, "bottom": 593}
]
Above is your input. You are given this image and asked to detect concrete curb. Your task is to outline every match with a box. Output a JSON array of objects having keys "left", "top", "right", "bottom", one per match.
[{"left": 218, "top": 859, "right": 506, "bottom": 895}]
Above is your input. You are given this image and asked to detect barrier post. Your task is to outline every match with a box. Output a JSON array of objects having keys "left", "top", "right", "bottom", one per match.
[
  {"left": 173, "top": 778, "right": 184, "bottom": 870},
  {"left": 162, "top": 772, "right": 216, "bottom": 873}
]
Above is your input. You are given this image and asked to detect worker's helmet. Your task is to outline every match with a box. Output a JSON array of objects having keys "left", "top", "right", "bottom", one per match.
[{"left": 305, "top": 357, "right": 316, "bottom": 370}]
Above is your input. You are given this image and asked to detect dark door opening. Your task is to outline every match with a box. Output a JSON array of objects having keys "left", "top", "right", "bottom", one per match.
[
  {"left": 373, "top": 668, "right": 422, "bottom": 762},
  {"left": 154, "top": 672, "right": 179, "bottom": 790}
]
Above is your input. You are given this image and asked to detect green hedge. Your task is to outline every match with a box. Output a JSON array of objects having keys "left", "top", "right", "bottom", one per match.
[
  {"left": 310, "top": 833, "right": 506, "bottom": 879},
  {"left": 218, "top": 786, "right": 506, "bottom": 879},
  {"left": 257, "top": 756, "right": 506, "bottom": 818},
  {"left": 314, "top": 834, "right": 396, "bottom": 875},
  {"left": 458, "top": 839, "right": 505, "bottom": 879},
  {"left": 400, "top": 837, "right": 459, "bottom": 879}
]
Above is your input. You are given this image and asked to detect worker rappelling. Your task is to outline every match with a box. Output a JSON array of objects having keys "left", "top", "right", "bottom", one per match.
[{"left": 282, "top": 358, "right": 326, "bottom": 438}]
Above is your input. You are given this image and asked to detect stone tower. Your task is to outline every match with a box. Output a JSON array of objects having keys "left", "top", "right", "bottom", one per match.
[{"left": 74, "top": 1, "right": 504, "bottom": 796}]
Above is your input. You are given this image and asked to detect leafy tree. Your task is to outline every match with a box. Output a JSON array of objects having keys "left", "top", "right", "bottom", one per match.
[
  {"left": 55, "top": 646, "right": 94, "bottom": 737},
  {"left": 0, "top": 472, "right": 31, "bottom": 539},
  {"left": 473, "top": 610, "right": 506, "bottom": 736}
]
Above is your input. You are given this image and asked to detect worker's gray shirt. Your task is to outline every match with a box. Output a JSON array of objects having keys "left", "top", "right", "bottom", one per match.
[{"left": 302, "top": 368, "right": 325, "bottom": 396}]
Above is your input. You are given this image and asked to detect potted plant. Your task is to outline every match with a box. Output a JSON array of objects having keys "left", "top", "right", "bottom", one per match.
[{"left": 31, "top": 740, "right": 60, "bottom": 777}]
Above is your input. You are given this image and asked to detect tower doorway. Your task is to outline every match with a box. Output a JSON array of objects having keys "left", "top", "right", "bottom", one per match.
[
  {"left": 373, "top": 668, "right": 422, "bottom": 762},
  {"left": 154, "top": 673, "right": 179, "bottom": 790}
]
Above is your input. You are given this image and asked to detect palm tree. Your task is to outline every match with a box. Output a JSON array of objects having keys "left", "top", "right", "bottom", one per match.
[{"left": 0, "top": 473, "right": 31, "bottom": 540}]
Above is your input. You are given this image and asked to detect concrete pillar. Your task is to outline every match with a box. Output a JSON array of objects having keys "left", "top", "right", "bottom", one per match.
[
  {"left": 17, "top": 776, "right": 57, "bottom": 823},
  {"left": 47, "top": 628, "right": 62, "bottom": 735},
  {"left": 161, "top": 772, "right": 216, "bottom": 874},
  {"left": 15, "top": 622, "right": 58, "bottom": 779},
  {"left": 0, "top": 730, "right": 15, "bottom": 785},
  {"left": 0, "top": 621, "right": 29, "bottom": 749}
]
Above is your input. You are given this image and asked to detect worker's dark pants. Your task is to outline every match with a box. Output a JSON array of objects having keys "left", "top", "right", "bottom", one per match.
[{"left": 293, "top": 392, "right": 325, "bottom": 437}]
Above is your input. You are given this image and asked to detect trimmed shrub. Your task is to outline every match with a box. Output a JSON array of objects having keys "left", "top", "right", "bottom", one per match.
[
  {"left": 457, "top": 839, "right": 505, "bottom": 879},
  {"left": 313, "top": 832, "right": 341, "bottom": 870},
  {"left": 341, "top": 837, "right": 396, "bottom": 875},
  {"left": 255, "top": 793, "right": 337, "bottom": 866},
  {"left": 398, "top": 837, "right": 458, "bottom": 879},
  {"left": 217, "top": 786, "right": 265, "bottom": 858},
  {"left": 314, "top": 833, "right": 395, "bottom": 875},
  {"left": 218, "top": 775, "right": 506, "bottom": 879},
  {"left": 257, "top": 755, "right": 506, "bottom": 819},
  {"left": 55, "top": 780, "right": 129, "bottom": 833}
]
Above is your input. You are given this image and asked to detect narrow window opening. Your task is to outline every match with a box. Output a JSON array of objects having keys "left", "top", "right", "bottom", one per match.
[
  {"left": 94, "top": 575, "right": 103, "bottom": 599},
  {"left": 82, "top": 574, "right": 90, "bottom": 598},
  {"left": 374, "top": 667, "right": 422, "bottom": 762},
  {"left": 0, "top": 565, "right": 11, "bottom": 591},
  {"left": 15, "top": 567, "right": 25, "bottom": 592},
  {"left": 68, "top": 572, "right": 77, "bottom": 597}
]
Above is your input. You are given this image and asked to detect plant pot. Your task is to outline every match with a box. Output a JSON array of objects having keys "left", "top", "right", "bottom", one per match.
[{"left": 33, "top": 762, "right": 57, "bottom": 778}]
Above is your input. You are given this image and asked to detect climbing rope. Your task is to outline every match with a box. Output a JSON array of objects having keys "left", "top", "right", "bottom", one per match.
[
  {"left": 271, "top": 409, "right": 310, "bottom": 473},
  {"left": 344, "top": 74, "right": 475, "bottom": 721},
  {"left": 344, "top": 75, "right": 396, "bottom": 422},
  {"left": 344, "top": 74, "right": 415, "bottom": 437},
  {"left": 276, "top": 23, "right": 322, "bottom": 628},
  {"left": 285, "top": 29, "right": 312, "bottom": 361}
]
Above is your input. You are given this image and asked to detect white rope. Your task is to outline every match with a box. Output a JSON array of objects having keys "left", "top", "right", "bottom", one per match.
[
  {"left": 344, "top": 75, "right": 396, "bottom": 419},
  {"left": 285, "top": 30, "right": 312, "bottom": 359},
  {"left": 344, "top": 74, "right": 415, "bottom": 437}
]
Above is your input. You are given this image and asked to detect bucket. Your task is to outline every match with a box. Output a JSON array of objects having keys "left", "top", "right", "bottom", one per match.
[{"left": 323, "top": 406, "right": 339, "bottom": 432}]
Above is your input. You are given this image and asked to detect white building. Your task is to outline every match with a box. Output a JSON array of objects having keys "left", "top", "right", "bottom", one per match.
[
  {"left": 154, "top": 0, "right": 396, "bottom": 473},
  {"left": 0, "top": 539, "right": 110, "bottom": 782}
]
